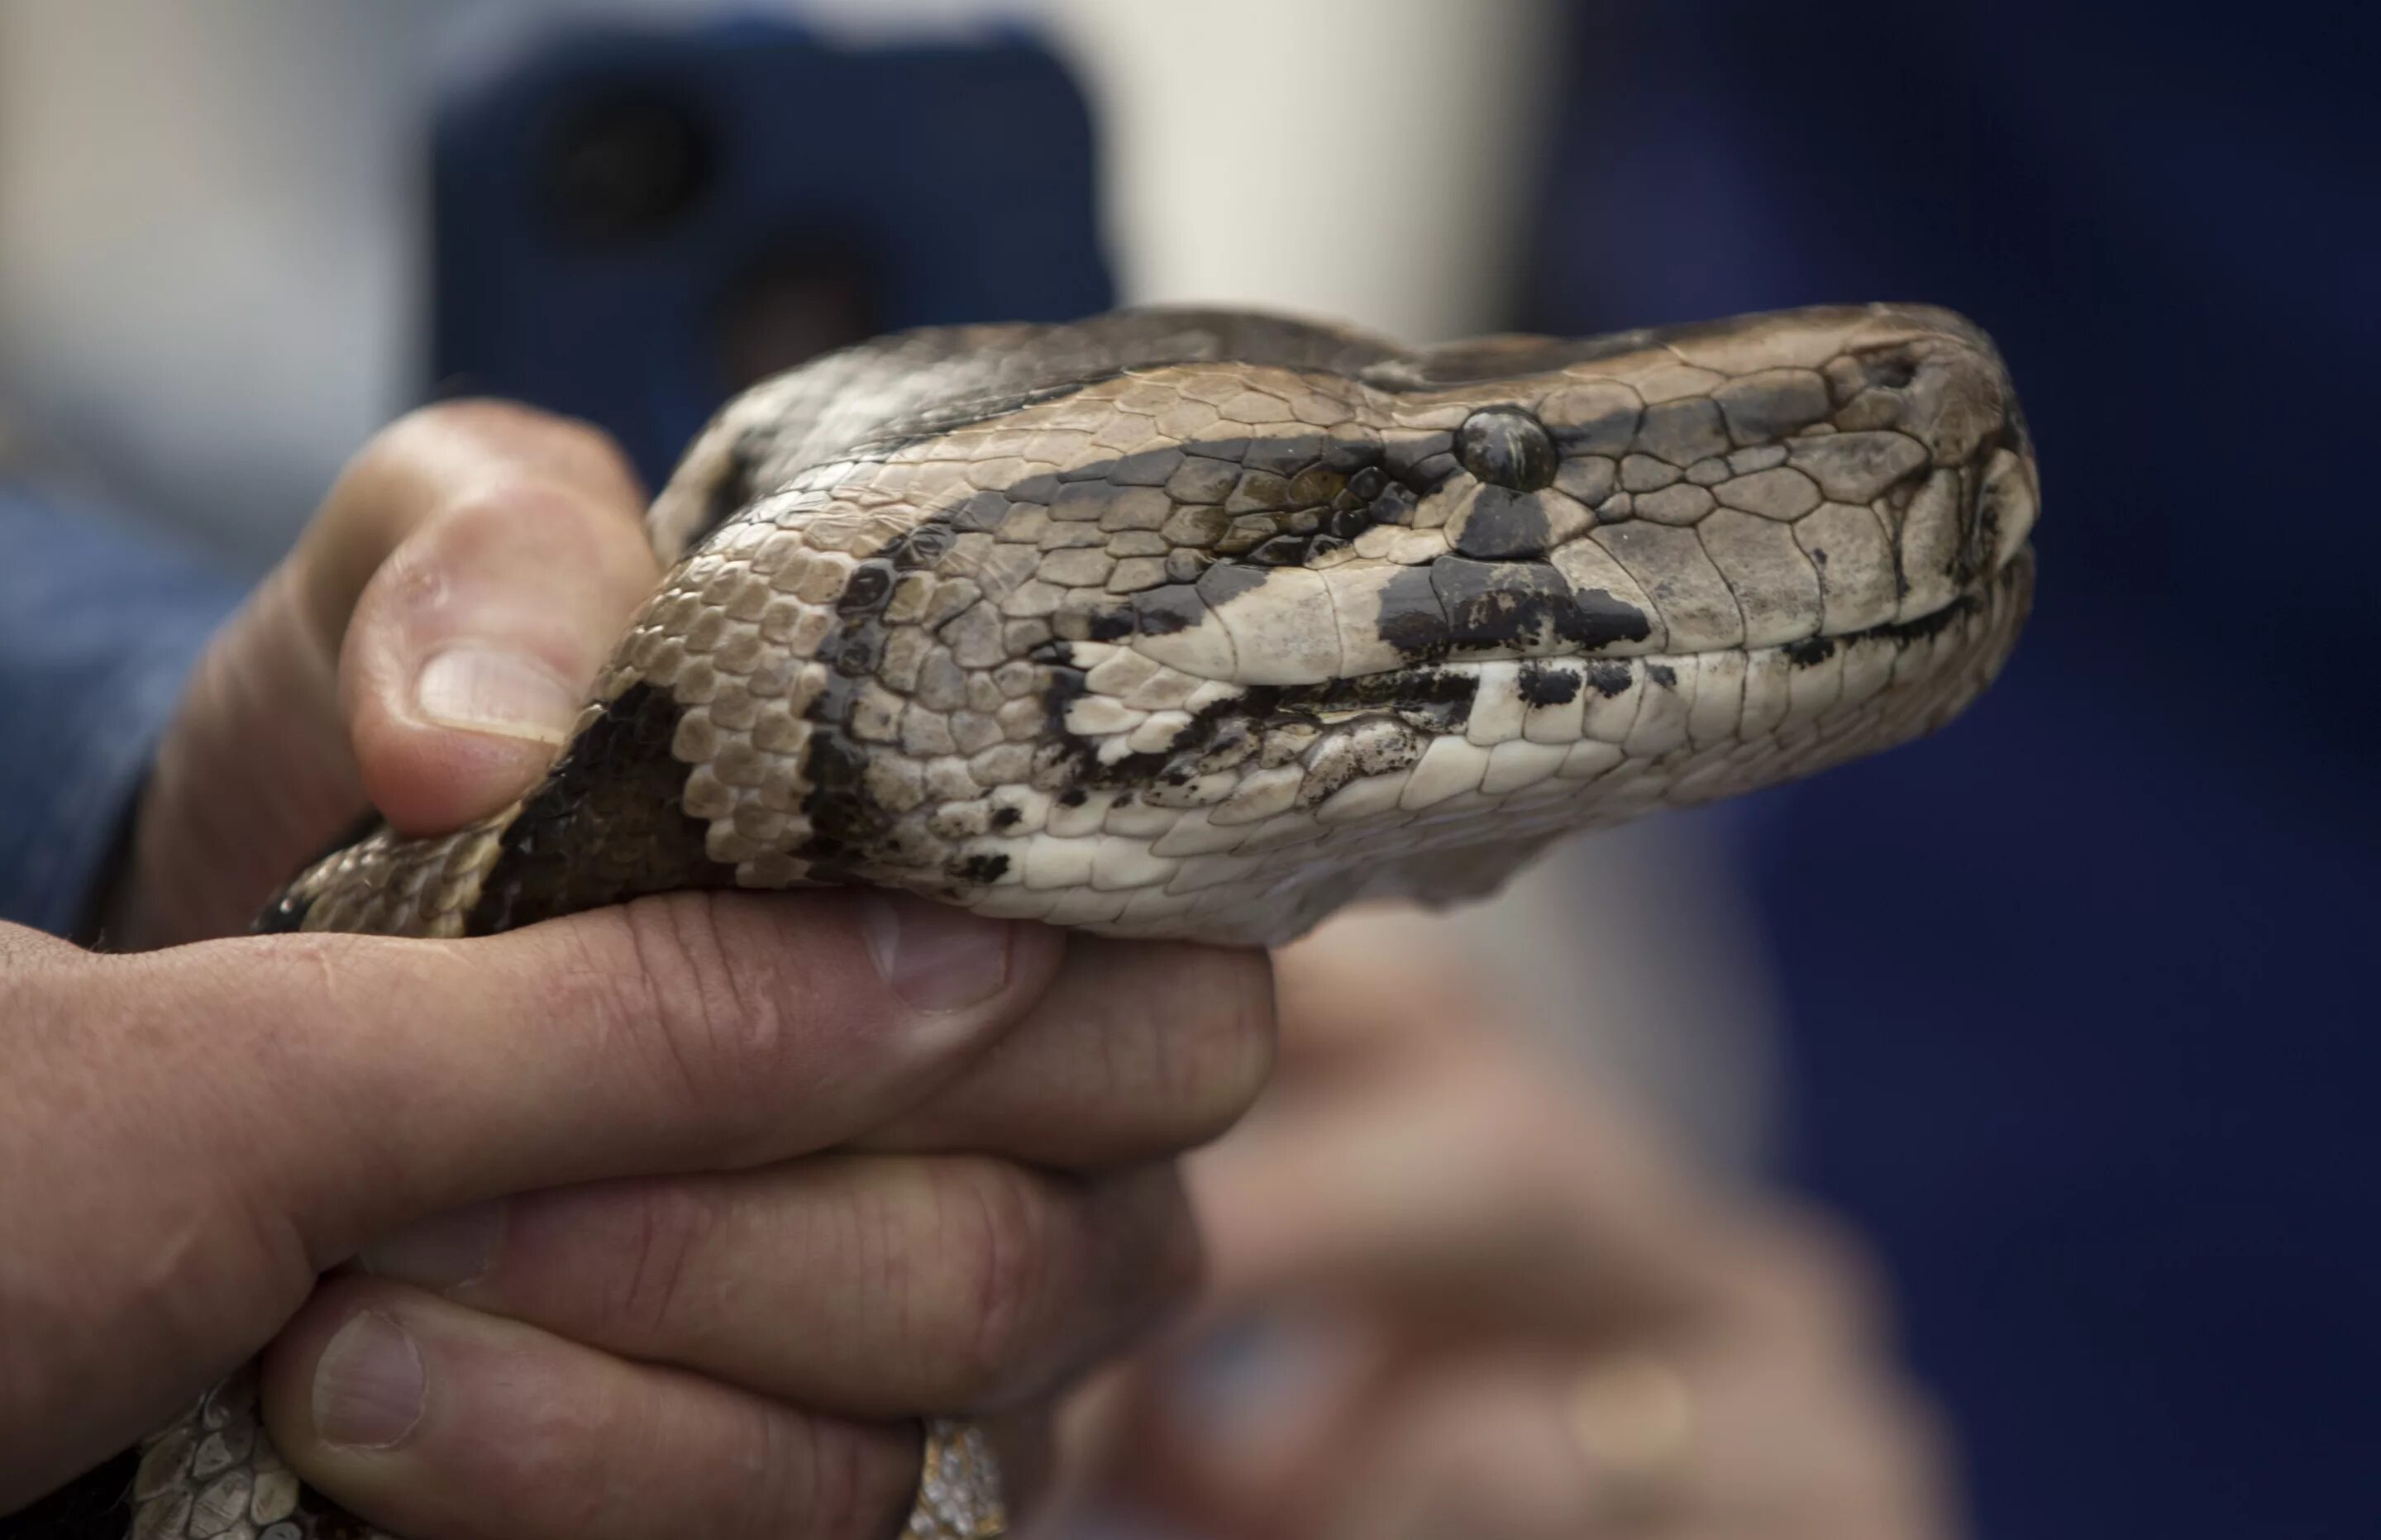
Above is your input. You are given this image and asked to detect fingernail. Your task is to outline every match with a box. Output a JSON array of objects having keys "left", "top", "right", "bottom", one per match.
[
  {"left": 413, "top": 645, "right": 578, "bottom": 745},
  {"left": 359, "top": 1200, "right": 504, "bottom": 1292},
  {"left": 860, "top": 895, "right": 1014, "bottom": 1013},
  {"left": 313, "top": 1310, "right": 426, "bottom": 1450}
]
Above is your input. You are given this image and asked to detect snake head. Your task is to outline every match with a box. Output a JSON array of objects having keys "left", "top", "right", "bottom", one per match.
[{"left": 408, "top": 304, "right": 2036, "bottom": 946}]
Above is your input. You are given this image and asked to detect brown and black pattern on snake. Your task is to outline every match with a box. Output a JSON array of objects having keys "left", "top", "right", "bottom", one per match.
[
  {"left": 593, "top": 303, "right": 2029, "bottom": 946},
  {"left": 778, "top": 420, "right": 1493, "bottom": 891}
]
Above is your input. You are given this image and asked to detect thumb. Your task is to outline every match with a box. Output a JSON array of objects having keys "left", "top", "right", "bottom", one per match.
[
  {"left": 120, "top": 403, "right": 654, "bottom": 946},
  {"left": 327, "top": 404, "right": 658, "bottom": 834}
]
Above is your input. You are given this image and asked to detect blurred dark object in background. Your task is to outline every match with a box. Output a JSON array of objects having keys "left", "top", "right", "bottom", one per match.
[
  {"left": 431, "top": 18, "right": 1113, "bottom": 491},
  {"left": 1521, "top": 2, "right": 2379, "bottom": 1534}
]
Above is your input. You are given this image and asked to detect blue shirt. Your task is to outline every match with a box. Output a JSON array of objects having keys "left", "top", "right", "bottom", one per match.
[{"left": 0, "top": 486, "right": 239, "bottom": 937}]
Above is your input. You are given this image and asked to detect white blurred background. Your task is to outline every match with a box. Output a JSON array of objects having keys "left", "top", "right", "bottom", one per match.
[{"left": 0, "top": 0, "right": 1782, "bottom": 1168}]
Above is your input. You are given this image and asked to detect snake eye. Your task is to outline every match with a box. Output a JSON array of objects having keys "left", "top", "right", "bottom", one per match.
[{"left": 1457, "top": 408, "right": 1558, "bottom": 492}]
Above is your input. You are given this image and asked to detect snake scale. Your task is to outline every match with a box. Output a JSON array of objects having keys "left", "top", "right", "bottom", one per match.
[{"left": 40, "top": 302, "right": 2035, "bottom": 1538}]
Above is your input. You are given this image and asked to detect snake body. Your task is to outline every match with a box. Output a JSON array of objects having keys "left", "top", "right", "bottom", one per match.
[{"left": 87, "top": 303, "right": 2035, "bottom": 1538}]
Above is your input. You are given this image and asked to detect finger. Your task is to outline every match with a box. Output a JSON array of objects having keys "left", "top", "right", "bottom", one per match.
[
  {"left": 121, "top": 403, "right": 649, "bottom": 944},
  {"left": 1134, "top": 1333, "right": 1954, "bottom": 1540},
  {"left": 358, "top": 1156, "right": 1200, "bottom": 1417},
  {"left": 1641, "top": 1337, "right": 1960, "bottom": 1540},
  {"left": 327, "top": 403, "right": 657, "bottom": 834},
  {"left": 1076, "top": 1309, "right": 1392, "bottom": 1531},
  {"left": 856, "top": 937, "right": 1277, "bottom": 1167},
  {"left": 1310, "top": 1355, "right": 1602, "bottom": 1540},
  {"left": 1267, "top": 909, "right": 1486, "bottom": 1075},
  {"left": 122, "top": 891, "right": 1066, "bottom": 1273},
  {"left": 258, "top": 1275, "right": 923, "bottom": 1540},
  {"left": 1103, "top": 1342, "right": 1596, "bottom": 1540},
  {"left": 291, "top": 398, "right": 647, "bottom": 676},
  {"left": 1184, "top": 1054, "right": 1727, "bottom": 1333}
]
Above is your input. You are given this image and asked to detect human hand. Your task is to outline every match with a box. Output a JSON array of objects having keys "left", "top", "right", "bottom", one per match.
[
  {"left": 1059, "top": 925, "right": 1958, "bottom": 1540},
  {"left": 0, "top": 404, "right": 1277, "bottom": 1537},
  {"left": 102, "top": 401, "right": 662, "bottom": 950}
]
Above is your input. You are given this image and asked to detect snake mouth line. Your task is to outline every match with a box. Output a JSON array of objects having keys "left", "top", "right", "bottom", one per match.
[{"left": 1275, "top": 550, "right": 2032, "bottom": 727}]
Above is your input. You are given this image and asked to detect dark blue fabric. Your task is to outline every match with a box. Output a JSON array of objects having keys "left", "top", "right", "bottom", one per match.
[
  {"left": 431, "top": 18, "right": 1113, "bottom": 491},
  {"left": 1521, "top": 3, "right": 2379, "bottom": 1533},
  {"left": 0, "top": 488, "right": 239, "bottom": 937}
]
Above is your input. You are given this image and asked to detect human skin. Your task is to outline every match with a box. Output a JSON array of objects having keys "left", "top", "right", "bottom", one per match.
[
  {"left": 1058, "top": 925, "right": 1963, "bottom": 1540},
  {"left": 0, "top": 403, "right": 1276, "bottom": 1538}
]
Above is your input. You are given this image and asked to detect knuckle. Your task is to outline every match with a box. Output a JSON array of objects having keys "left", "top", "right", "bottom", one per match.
[
  {"left": 577, "top": 897, "right": 794, "bottom": 1147},
  {"left": 908, "top": 1161, "right": 1193, "bottom": 1406},
  {"left": 551, "top": 908, "right": 680, "bottom": 1087},
  {"left": 930, "top": 1159, "right": 1065, "bottom": 1399}
]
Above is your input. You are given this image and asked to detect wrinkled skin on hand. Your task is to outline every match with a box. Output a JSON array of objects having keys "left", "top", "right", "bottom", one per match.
[{"left": 2, "top": 403, "right": 1276, "bottom": 1540}]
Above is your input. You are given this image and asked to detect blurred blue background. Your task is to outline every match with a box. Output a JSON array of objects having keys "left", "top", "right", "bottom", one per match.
[{"left": 1518, "top": 5, "right": 2380, "bottom": 1534}]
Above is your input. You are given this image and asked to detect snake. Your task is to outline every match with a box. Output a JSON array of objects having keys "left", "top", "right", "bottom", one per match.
[{"left": 32, "top": 301, "right": 2035, "bottom": 1539}]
